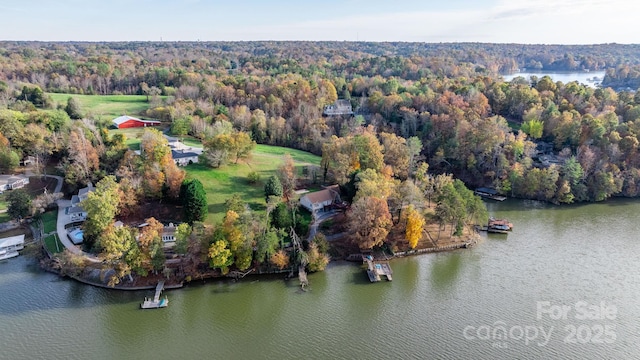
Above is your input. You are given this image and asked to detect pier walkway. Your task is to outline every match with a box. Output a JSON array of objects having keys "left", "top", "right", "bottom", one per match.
[
  {"left": 141, "top": 281, "right": 168, "bottom": 309},
  {"left": 364, "top": 257, "right": 392, "bottom": 282}
]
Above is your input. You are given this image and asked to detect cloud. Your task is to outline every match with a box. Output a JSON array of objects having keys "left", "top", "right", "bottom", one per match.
[
  {"left": 1, "top": 0, "right": 639, "bottom": 43},
  {"left": 212, "top": 0, "right": 639, "bottom": 44}
]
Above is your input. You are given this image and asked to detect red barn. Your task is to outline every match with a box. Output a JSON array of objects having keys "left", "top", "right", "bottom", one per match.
[{"left": 112, "top": 115, "right": 161, "bottom": 129}]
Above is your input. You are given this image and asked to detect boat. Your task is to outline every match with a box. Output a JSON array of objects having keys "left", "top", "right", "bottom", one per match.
[{"left": 487, "top": 218, "right": 513, "bottom": 234}]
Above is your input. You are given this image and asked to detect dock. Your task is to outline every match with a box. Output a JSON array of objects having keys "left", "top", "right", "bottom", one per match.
[
  {"left": 364, "top": 256, "right": 392, "bottom": 282},
  {"left": 141, "top": 281, "right": 168, "bottom": 309},
  {"left": 474, "top": 187, "right": 507, "bottom": 201}
]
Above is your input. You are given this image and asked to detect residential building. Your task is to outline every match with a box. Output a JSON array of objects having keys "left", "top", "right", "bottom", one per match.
[
  {"left": 171, "top": 150, "right": 199, "bottom": 166},
  {"left": 0, "top": 175, "right": 29, "bottom": 192},
  {"left": 299, "top": 185, "right": 341, "bottom": 213},
  {"left": 323, "top": 99, "right": 354, "bottom": 116}
]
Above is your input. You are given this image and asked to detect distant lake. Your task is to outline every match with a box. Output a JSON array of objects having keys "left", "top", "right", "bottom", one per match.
[{"left": 502, "top": 70, "right": 606, "bottom": 88}]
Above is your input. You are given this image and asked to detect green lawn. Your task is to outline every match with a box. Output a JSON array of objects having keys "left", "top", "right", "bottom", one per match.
[
  {"left": 108, "top": 127, "right": 148, "bottom": 150},
  {"left": 185, "top": 145, "right": 321, "bottom": 224},
  {"left": 181, "top": 137, "right": 203, "bottom": 148},
  {"left": 0, "top": 193, "right": 6, "bottom": 212},
  {"left": 48, "top": 93, "right": 160, "bottom": 120},
  {"left": 43, "top": 234, "right": 64, "bottom": 254},
  {"left": 41, "top": 210, "right": 58, "bottom": 234},
  {"left": 0, "top": 212, "right": 9, "bottom": 223}
]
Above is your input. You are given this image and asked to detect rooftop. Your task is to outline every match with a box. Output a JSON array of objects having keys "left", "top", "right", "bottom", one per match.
[
  {"left": 171, "top": 150, "right": 199, "bottom": 159},
  {"left": 112, "top": 115, "right": 161, "bottom": 126}
]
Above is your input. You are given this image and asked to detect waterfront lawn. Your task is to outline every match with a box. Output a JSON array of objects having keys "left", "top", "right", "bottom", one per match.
[
  {"left": 43, "top": 234, "right": 64, "bottom": 254},
  {"left": 0, "top": 193, "right": 8, "bottom": 223},
  {"left": 48, "top": 93, "right": 157, "bottom": 120},
  {"left": 41, "top": 210, "right": 58, "bottom": 234},
  {"left": 0, "top": 193, "right": 6, "bottom": 212},
  {"left": 185, "top": 145, "right": 321, "bottom": 224}
]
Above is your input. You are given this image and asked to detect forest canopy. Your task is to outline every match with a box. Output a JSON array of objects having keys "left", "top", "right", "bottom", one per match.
[{"left": 2, "top": 41, "right": 640, "bottom": 204}]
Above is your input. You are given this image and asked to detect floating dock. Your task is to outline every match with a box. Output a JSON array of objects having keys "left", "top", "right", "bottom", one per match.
[
  {"left": 141, "top": 281, "right": 168, "bottom": 309},
  {"left": 364, "top": 256, "right": 392, "bottom": 282},
  {"left": 474, "top": 187, "right": 507, "bottom": 201}
]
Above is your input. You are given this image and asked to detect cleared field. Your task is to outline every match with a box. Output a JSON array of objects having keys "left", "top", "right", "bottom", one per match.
[
  {"left": 43, "top": 234, "right": 65, "bottom": 254},
  {"left": 41, "top": 210, "right": 58, "bottom": 234},
  {"left": 185, "top": 145, "right": 321, "bottom": 224},
  {"left": 108, "top": 127, "right": 148, "bottom": 150},
  {"left": 0, "top": 193, "right": 6, "bottom": 212},
  {"left": 48, "top": 93, "right": 157, "bottom": 120}
]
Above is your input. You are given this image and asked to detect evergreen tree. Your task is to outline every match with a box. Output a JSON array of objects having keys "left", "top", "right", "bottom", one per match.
[
  {"left": 180, "top": 179, "right": 208, "bottom": 224},
  {"left": 64, "top": 97, "right": 83, "bottom": 119},
  {"left": 264, "top": 175, "right": 283, "bottom": 201}
]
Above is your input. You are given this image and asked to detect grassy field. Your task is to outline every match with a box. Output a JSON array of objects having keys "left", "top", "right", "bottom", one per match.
[
  {"left": 185, "top": 145, "right": 321, "bottom": 224},
  {"left": 108, "top": 127, "right": 149, "bottom": 150},
  {"left": 43, "top": 234, "right": 65, "bottom": 254},
  {"left": 41, "top": 210, "right": 58, "bottom": 234},
  {"left": 0, "top": 193, "right": 6, "bottom": 212},
  {"left": 181, "top": 136, "right": 203, "bottom": 148},
  {"left": 48, "top": 93, "right": 157, "bottom": 120},
  {"left": 108, "top": 128, "right": 203, "bottom": 151}
]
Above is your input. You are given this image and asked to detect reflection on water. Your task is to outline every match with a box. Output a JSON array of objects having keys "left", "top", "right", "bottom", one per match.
[
  {"left": 502, "top": 70, "right": 606, "bottom": 88},
  {"left": 431, "top": 252, "right": 462, "bottom": 290},
  {"left": 2, "top": 198, "right": 640, "bottom": 359}
]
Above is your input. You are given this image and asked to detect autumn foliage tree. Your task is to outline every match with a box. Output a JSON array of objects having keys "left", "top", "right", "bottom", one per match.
[
  {"left": 277, "top": 154, "right": 297, "bottom": 200},
  {"left": 405, "top": 205, "right": 425, "bottom": 249},
  {"left": 81, "top": 176, "right": 120, "bottom": 250},
  {"left": 208, "top": 240, "right": 233, "bottom": 274},
  {"left": 346, "top": 196, "right": 392, "bottom": 250},
  {"left": 270, "top": 249, "right": 290, "bottom": 270}
]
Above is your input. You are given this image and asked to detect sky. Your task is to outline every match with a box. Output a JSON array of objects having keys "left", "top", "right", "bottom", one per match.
[{"left": 1, "top": 0, "right": 638, "bottom": 44}]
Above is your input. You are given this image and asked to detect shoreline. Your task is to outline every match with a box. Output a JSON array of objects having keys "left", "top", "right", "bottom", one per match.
[{"left": 36, "top": 235, "right": 479, "bottom": 291}]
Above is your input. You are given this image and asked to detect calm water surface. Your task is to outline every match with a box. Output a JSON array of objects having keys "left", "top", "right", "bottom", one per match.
[
  {"left": 1, "top": 199, "right": 640, "bottom": 359},
  {"left": 502, "top": 70, "right": 606, "bottom": 88}
]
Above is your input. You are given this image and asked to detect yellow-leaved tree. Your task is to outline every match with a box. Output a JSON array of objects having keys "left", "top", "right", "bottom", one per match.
[{"left": 405, "top": 205, "right": 425, "bottom": 249}]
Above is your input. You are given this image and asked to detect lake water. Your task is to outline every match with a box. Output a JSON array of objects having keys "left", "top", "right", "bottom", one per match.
[
  {"left": 502, "top": 70, "right": 606, "bottom": 88},
  {"left": 2, "top": 198, "right": 640, "bottom": 359}
]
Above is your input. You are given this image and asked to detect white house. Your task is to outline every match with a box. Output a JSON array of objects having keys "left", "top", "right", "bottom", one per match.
[
  {"left": 171, "top": 150, "right": 199, "bottom": 166},
  {"left": 67, "top": 206, "right": 87, "bottom": 222},
  {"left": 162, "top": 223, "right": 177, "bottom": 243},
  {"left": 0, "top": 175, "right": 29, "bottom": 192},
  {"left": 299, "top": 186, "right": 341, "bottom": 213},
  {"left": 77, "top": 183, "right": 94, "bottom": 201},
  {"left": 323, "top": 99, "right": 354, "bottom": 116}
]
